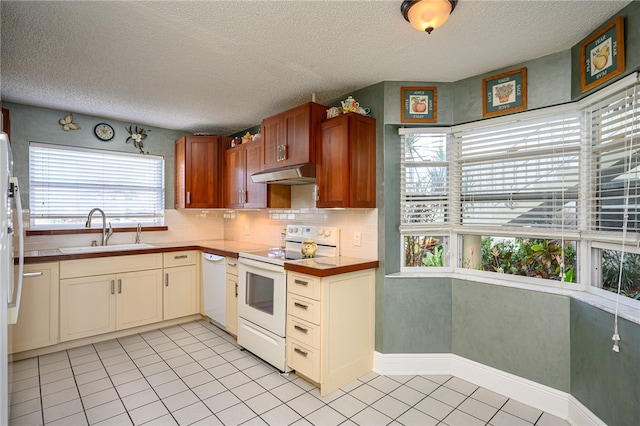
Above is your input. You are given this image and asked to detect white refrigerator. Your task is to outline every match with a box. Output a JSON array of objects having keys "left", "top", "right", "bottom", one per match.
[{"left": 1, "top": 132, "right": 24, "bottom": 425}]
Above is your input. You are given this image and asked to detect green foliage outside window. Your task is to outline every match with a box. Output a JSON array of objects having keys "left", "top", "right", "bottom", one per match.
[{"left": 480, "top": 237, "right": 576, "bottom": 282}]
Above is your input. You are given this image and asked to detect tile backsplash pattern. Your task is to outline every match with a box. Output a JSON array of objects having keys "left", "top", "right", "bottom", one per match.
[{"left": 21, "top": 182, "right": 378, "bottom": 259}]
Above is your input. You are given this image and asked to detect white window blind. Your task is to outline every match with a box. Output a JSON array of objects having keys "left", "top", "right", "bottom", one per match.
[
  {"left": 29, "top": 143, "right": 164, "bottom": 226},
  {"left": 400, "top": 131, "right": 450, "bottom": 231},
  {"left": 455, "top": 112, "right": 582, "bottom": 232},
  {"left": 587, "top": 83, "right": 640, "bottom": 236}
]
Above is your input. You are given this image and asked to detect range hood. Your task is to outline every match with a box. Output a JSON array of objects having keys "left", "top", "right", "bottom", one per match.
[{"left": 251, "top": 163, "right": 316, "bottom": 185}]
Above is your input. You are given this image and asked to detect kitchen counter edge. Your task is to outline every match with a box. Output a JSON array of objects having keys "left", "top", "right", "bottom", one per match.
[
  {"left": 19, "top": 240, "right": 272, "bottom": 264},
  {"left": 284, "top": 257, "right": 379, "bottom": 277}
]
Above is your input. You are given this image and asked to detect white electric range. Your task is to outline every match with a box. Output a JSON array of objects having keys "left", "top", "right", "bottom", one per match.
[{"left": 237, "top": 225, "right": 339, "bottom": 372}]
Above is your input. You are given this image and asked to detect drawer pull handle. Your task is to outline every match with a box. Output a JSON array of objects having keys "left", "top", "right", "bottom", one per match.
[
  {"left": 294, "top": 347, "right": 308, "bottom": 357},
  {"left": 23, "top": 272, "right": 43, "bottom": 277},
  {"left": 294, "top": 325, "right": 308, "bottom": 334},
  {"left": 294, "top": 279, "right": 308, "bottom": 286},
  {"left": 228, "top": 262, "right": 237, "bottom": 267},
  {"left": 118, "top": 279, "right": 122, "bottom": 294},
  {"left": 165, "top": 274, "right": 169, "bottom": 287},
  {"left": 111, "top": 280, "right": 115, "bottom": 295},
  {"left": 294, "top": 302, "right": 308, "bottom": 310},
  {"left": 174, "top": 255, "right": 188, "bottom": 259}
]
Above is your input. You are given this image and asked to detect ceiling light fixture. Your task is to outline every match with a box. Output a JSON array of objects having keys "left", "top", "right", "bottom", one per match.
[{"left": 401, "top": 0, "right": 457, "bottom": 34}]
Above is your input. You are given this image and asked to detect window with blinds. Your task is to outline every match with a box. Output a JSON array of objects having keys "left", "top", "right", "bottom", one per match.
[
  {"left": 455, "top": 112, "right": 582, "bottom": 233},
  {"left": 587, "top": 84, "right": 640, "bottom": 236},
  {"left": 400, "top": 130, "right": 450, "bottom": 230},
  {"left": 29, "top": 143, "right": 165, "bottom": 226}
]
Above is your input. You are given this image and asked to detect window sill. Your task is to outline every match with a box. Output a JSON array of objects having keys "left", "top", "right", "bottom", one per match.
[
  {"left": 26, "top": 226, "right": 168, "bottom": 236},
  {"left": 387, "top": 269, "right": 640, "bottom": 326}
]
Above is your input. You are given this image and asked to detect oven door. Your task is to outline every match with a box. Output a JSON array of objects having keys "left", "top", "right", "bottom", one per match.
[{"left": 238, "top": 257, "right": 287, "bottom": 337}]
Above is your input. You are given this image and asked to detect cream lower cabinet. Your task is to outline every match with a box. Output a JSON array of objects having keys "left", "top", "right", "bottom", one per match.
[
  {"left": 59, "top": 254, "right": 163, "bottom": 342},
  {"left": 163, "top": 251, "right": 199, "bottom": 320},
  {"left": 286, "top": 269, "right": 375, "bottom": 396},
  {"left": 225, "top": 257, "right": 239, "bottom": 336},
  {"left": 9, "top": 262, "right": 60, "bottom": 353}
]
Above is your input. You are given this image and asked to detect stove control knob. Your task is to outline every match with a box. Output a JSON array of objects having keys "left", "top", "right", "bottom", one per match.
[
  {"left": 292, "top": 227, "right": 299, "bottom": 234},
  {"left": 317, "top": 229, "right": 324, "bottom": 236},
  {"left": 324, "top": 229, "right": 332, "bottom": 237}
]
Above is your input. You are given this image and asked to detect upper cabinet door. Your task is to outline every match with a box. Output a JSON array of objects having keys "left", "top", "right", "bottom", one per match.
[
  {"left": 317, "top": 113, "right": 376, "bottom": 208},
  {"left": 175, "top": 135, "right": 228, "bottom": 209},
  {"left": 244, "top": 140, "right": 267, "bottom": 209},
  {"left": 261, "top": 102, "right": 327, "bottom": 170},
  {"left": 223, "top": 144, "right": 246, "bottom": 209}
]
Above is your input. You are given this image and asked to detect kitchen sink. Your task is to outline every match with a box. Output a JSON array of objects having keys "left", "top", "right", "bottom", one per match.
[{"left": 58, "top": 243, "right": 156, "bottom": 254}]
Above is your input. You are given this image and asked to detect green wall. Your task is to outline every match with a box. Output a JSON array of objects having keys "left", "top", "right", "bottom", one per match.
[
  {"left": 4, "top": 102, "right": 187, "bottom": 208},
  {"left": 452, "top": 280, "right": 571, "bottom": 392},
  {"left": 382, "top": 277, "right": 452, "bottom": 354},
  {"left": 570, "top": 299, "right": 640, "bottom": 426}
]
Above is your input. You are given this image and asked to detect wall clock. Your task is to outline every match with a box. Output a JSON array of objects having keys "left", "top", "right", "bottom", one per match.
[{"left": 94, "top": 123, "right": 114, "bottom": 141}]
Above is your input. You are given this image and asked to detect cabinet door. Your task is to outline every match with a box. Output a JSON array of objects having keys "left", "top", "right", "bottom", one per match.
[
  {"left": 225, "top": 273, "right": 238, "bottom": 336},
  {"left": 244, "top": 140, "right": 267, "bottom": 209},
  {"left": 317, "top": 115, "right": 350, "bottom": 208},
  {"left": 60, "top": 274, "right": 116, "bottom": 342},
  {"left": 9, "top": 263, "right": 59, "bottom": 353},
  {"left": 163, "top": 265, "right": 198, "bottom": 320},
  {"left": 187, "top": 136, "right": 222, "bottom": 208},
  {"left": 349, "top": 114, "right": 376, "bottom": 208},
  {"left": 117, "top": 269, "right": 163, "bottom": 329},
  {"left": 175, "top": 137, "right": 186, "bottom": 208},
  {"left": 262, "top": 115, "right": 281, "bottom": 168},
  {"left": 224, "top": 145, "right": 245, "bottom": 209},
  {"left": 281, "top": 104, "right": 312, "bottom": 166}
]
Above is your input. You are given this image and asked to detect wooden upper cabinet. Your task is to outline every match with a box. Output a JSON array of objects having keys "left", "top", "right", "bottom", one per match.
[
  {"left": 317, "top": 113, "right": 376, "bottom": 208},
  {"left": 223, "top": 139, "right": 290, "bottom": 209},
  {"left": 261, "top": 102, "right": 327, "bottom": 169},
  {"left": 175, "top": 135, "right": 229, "bottom": 209}
]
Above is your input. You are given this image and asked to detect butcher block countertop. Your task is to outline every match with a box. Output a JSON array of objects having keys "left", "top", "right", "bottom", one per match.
[
  {"left": 20, "top": 241, "right": 378, "bottom": 276},
  {"left": 284, "top": 256, "right": 379, "bottom": 277}
]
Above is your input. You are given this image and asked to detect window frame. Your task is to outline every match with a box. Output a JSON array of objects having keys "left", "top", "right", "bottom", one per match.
[
  {"left": 29, "top": 142, "right": 165, "bottom": 228},
  {"left": 399, "top": 73, "right": 640, "bottom": 308}
]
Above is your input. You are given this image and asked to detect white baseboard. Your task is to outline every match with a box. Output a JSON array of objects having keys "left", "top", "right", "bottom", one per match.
[{"left": 373, "top": 352, "right": 603, "bottom": 425}]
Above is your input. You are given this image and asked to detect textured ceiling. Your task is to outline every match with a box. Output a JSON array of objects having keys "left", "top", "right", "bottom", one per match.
[{"left": 0, "top": 0, "right": 632, "bottom": 135}]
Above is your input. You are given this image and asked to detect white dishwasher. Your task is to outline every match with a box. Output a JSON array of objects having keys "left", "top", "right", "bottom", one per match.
[{"left": 201, "top": 253, "right": 226, "bottom": 328}]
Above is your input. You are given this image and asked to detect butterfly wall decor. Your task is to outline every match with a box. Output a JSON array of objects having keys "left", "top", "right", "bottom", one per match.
[{"left": 59, "top": 113, "right": 80, "bottom": 131}]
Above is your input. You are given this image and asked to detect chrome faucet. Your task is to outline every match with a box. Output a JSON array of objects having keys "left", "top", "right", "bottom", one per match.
[
  {"left": 135, "top": 223, "right": 142, "bottom": 244},
  {"left": 85, "top": 208, "right": 114, "bottom": 246}
]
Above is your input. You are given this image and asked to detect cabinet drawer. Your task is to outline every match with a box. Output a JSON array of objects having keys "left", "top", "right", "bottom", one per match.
[
  {"left": 61, "top": 254, "right": 162, "bottom": 278},
  {"left": 287, "top": 315, "right": 320, "bottom": 349},
  {"left": 287, "top": 338, "right": 319, "bottom": 382},
  {"left": 163, "top": 251, "right": 197, "bottom": 267},
  {"left": 287, "top": 294, "right": 320, "bottom": 324},
  {"left": 287, "top": 272, "right": 320, "bottom": 300},
  {"left": 226, "top": 257, "right": 239, "bottom": 276}
]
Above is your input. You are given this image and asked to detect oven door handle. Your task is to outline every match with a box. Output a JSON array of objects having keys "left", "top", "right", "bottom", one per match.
[{"left": 239, "top": 257, "right": 286, "bottom": 274}]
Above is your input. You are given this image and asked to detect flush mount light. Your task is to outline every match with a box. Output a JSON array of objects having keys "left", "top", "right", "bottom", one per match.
[{"left": 401, "top": 0, "right": 457, "bottom": 34}]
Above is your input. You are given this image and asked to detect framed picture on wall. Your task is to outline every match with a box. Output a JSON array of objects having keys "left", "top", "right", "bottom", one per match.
[
  {"left": 401, "top": 86, "right": 437, "bottom": 123},
  {"left": 482, "top": 67, "right": 527, "bottom": 118},
  {"left": 580, "top": 16, "right": 625, "bottom": 93}
]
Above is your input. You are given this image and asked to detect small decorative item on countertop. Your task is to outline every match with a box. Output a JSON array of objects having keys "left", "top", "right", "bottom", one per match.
[
  {"left": 280, "top": 228, "right": 287, "bottom": 250},
  {"left": 301, "top": 238, "right": 318, "bottom": 258},
  {"left": 125, "top": 125, "right": 150, "bottom": 154}
]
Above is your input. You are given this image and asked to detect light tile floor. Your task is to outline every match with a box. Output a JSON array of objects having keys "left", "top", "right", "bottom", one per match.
[{"left": 8, "top": 320, "right": 571, "bottom": 426}]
